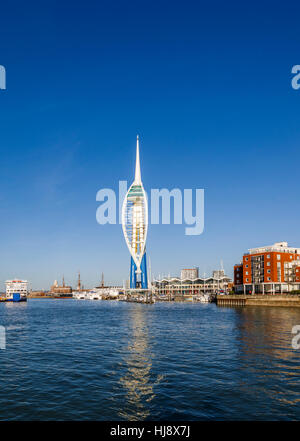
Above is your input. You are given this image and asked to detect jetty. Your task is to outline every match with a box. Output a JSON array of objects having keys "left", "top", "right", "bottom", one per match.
[{"left": 217, "top": 294, "right": 300, "bottom": 307}]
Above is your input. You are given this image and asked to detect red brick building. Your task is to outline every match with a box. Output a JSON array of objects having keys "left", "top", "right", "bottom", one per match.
[{"left": 234, "top": 242, "right": 300, "bottom": 294}]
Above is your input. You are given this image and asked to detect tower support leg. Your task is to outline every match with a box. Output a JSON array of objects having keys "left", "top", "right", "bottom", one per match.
[
  {"left": 141, "top": 252, "right": 148, "bottom": 289},
  {"left": 129, "top": 253, "right": 148, "bottom": 289},
  {"left": 130, "top": 257, "right": 137, "bottom": 289}
]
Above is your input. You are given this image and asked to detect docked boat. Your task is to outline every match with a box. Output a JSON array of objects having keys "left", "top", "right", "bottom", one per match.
[
  {"left": 87, "top": 290, "right": 102, "bottom": 300},
  {"left": 5, "top": 279, "right": 29, "bottom": 302},
  {"left": 73, "top": 291, "right": 90, "bottom": 300},
  {"left": 73, "top": 290, "right": 102, "bottom": 300},
  {"left": 196, "top": 293, "right": 213, "bottom": 303}
]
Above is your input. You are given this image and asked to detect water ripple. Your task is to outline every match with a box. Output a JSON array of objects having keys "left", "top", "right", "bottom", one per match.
[{"left": 0, "top": 300, "right": 300, "bottom": 420}]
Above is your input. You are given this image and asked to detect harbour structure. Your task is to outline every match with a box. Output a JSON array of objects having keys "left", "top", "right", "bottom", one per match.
[
  {"left": 234, "top": 241, "right": 300, "bottom": 294},
  {"left": 153, "top": 269, "right": 232, "bottom": 299},
  {"left": 5, "top": 279, "right": 29, "bottom": 301},
  {"left": 28, "top": 290, "right": 53, "bottom": 298},
  {"left": 122, "top": 136, "right": 148, "bottom": 289},
  {"left": 50, "top": 276, "right": 72, "bottom": 295}
]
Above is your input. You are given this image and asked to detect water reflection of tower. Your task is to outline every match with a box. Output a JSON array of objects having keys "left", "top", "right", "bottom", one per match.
[{"left": 119, "top": 306, "right": 160, "bottom": 420}]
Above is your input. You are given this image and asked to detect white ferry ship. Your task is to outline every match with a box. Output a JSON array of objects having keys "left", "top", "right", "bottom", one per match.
[{"left": 5, "top": 279, "right": 29, "bottom": 302}]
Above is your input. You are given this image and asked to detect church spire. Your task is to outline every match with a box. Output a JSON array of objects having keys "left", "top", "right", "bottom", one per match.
[{"left": 134, "top": 135, "right": 141, "bottom": 184}]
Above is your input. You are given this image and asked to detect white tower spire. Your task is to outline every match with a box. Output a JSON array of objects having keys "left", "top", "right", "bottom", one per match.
[
  {"left": 134, "top": 135, "right": 141, "bottom": 184},
  {"left": 122, "top": 136, "right": 148, "bottom": 274}
]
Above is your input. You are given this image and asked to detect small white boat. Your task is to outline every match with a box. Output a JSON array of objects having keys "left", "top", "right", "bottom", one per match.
[
  {"left": 197, "top": 293, "right": 211, "bottom": 303},
  {"left": 73, "top": 291, "right": 90, "bottom": 300},
  {"left": 84, "top": 290, "right": 101, "bottom": 300}
]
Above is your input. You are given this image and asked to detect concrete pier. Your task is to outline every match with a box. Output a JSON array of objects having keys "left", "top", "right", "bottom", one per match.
[{"left": 217, "top": 294, "right": 300, "bottom": 307}]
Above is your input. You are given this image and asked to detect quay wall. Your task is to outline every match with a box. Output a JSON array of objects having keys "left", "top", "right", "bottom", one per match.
[
  {"left": 217, "top": 294, "right": 300, "bottom": 307},
  {"left": 28, "top": 293, "right": 53, "bottom": 298}
]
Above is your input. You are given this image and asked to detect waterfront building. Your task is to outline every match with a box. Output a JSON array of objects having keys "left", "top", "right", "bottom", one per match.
[
  {"left": 181, "top": 268, "right": 199, "bottom": 280},
  {"left": 50, "top": 276, "right": 72, "bottom": 294},
  {"left": 153, "top": 270, "right": 232, "bottom": 298},
  {"left": 234, "top": 241, "right": 300, "bottom": 294},
  {"left": 5, "top": 279, "right": 30, "bottom": 300},
  {"left": 122, "top": 136, "right": 148, "bottom": 289}
]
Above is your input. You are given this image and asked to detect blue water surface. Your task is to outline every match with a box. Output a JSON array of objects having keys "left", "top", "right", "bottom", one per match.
[{"left": 0, "top": 299, "right": 299, "bottom": 420}]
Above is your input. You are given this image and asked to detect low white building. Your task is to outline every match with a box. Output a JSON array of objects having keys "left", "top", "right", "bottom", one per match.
[
  {"left": 154, "top": 271, "right": 232, "bottom": 297},
  {"left": 5, "top": 279, "right": 29, "bottom": 300}
]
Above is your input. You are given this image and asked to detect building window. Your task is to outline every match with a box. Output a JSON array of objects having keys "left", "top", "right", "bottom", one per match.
[
  {"left": 267, "top": 262, "right": 271, "bottom": 266},
  {"left": 245, "top": 257, "right": 248, "bottom": 261},
  {"left": 267, "top": 270, "right": 271, "bottom": 273},
  {"left": 267, "top": 277, "right": 271, "bottom": 281},
  {"left": 277, "top": 255, "right": 281, "bottom": 260},
  {"left": 245, "top": 264, "right": 248, "bottom": 268},
  {"left": 267, "top": 254, "right": 270, "bottom": 259},
  {"left": 245, "top": 271, "right": 248, "bottom": 275},
  {"left": 246, "top": 278, "right": 249, "bottom": 282}
]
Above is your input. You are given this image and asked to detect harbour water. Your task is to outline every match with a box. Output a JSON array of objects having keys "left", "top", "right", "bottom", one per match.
[{"left": 0, "top": 299, "right": 300, "bottom": 420}]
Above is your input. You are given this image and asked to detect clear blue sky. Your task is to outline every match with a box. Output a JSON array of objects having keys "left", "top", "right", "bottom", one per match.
[{"left": 0, "top": 0, "right": 299, "bottom": 289}]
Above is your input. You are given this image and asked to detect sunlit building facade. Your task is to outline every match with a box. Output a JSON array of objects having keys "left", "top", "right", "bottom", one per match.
[{"left": 234, "top": 242, "right": 300, "bottom": 294}]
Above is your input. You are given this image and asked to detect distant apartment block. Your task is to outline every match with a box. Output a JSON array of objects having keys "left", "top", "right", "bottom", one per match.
[
  {"left": 181, "top": 268, "right": 199, "bottom": 280},
  {"left": 234, "top": 242, "right": 300, "bottom": 294},
  {"left": 212, "top": 269, "right": 225, "bottom": 279}
]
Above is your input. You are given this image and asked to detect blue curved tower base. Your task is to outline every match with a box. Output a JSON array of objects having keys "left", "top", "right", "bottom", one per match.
[
  {"left": 130, "top": 257, "right": 137, "bottom": 288},
  {"left": 130, "top": 253, "right": 148, "bottom": 289},
  {"left": 140, "top": 252, "right": 148, "bottom": 289}
]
